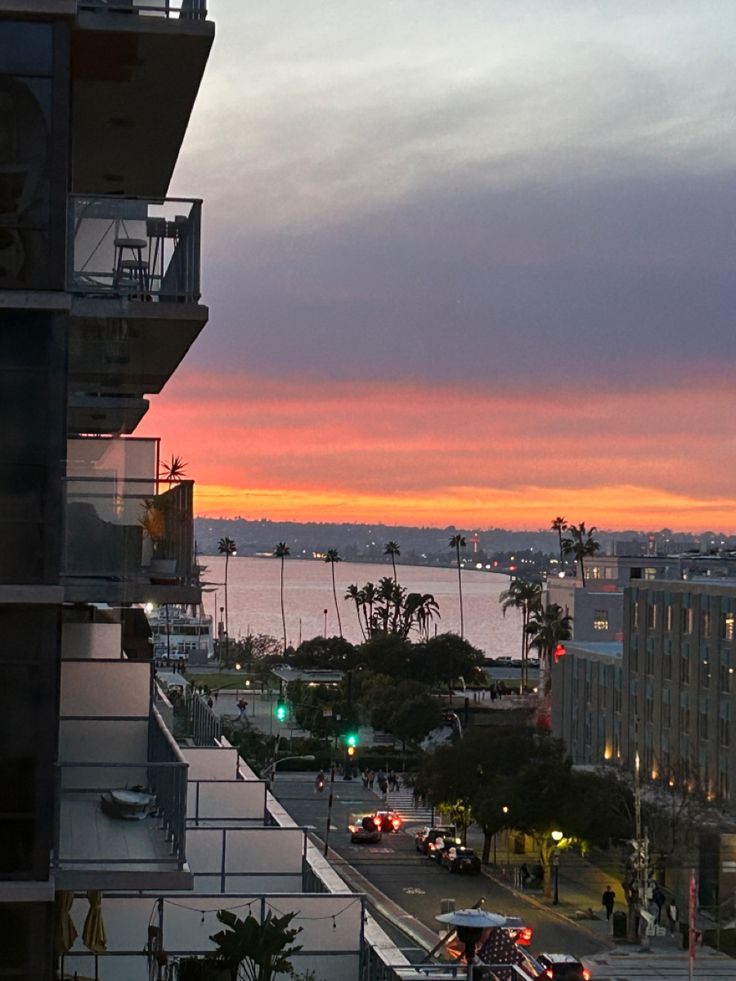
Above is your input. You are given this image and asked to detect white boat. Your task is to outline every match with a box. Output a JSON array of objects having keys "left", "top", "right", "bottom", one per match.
[{"left": 144, "top": 602, "right": 214, "bottom": 664}]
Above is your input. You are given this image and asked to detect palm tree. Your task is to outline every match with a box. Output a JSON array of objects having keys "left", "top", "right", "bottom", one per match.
[
  {"left": 217, "top": 536, "right": 237, "bottom": 665},
  {"left": 362, "top": 581, "right": 378, "bottom": 636},
  {"left": 345, "top": 583, "right": 367, "bottom": 640},
  {"left": 384, "top": 541, "right": 400, "bottom": 581},
  {"left": 551, "top": 516, "right": 568, "bottom": 571},
  {"left": 561, "top": 521, "right": 600, "bottom": 586},
  {"left": 499, "top": 578, "right": 542, "bottom": 690},
  {"left": 273, "top": 542, "right": 290, "bottom": 653},
  {"left": 526, "top": 602, "right": 573, "bottom": 695},
  {"left": 449, "top": 534, "right": 467, "bottom": 638},
  {"left": 324, "top": 548, "right": 343, "bottom": 637}
]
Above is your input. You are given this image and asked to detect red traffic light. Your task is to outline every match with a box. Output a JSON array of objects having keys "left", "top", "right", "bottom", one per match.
[{"left": 553, "top": 644, "right": 566, "bottom": 663}]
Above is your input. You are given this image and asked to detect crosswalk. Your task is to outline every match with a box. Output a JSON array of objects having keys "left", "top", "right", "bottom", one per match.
[{"left": 371, "top": 785, "right": 435, "bottom": 825}]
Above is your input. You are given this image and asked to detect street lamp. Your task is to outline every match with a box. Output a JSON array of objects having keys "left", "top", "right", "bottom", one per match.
[
  {"left": 502, "top": 805, "right": 510, "bottom": 872},
  {"left": 261, "top": 754, "right": 315, "bottom": 783},
  {"left": 551, "top": 830, "right": 563, "bottom": 905}
]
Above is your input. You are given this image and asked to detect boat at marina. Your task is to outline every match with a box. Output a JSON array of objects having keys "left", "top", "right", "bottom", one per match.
[{"left": 144, "top": 602, "right": 214, "bottom": 665}]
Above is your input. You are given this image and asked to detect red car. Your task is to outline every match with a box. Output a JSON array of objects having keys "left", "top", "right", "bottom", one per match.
[{"left": 371, "top": 810, "right": 403, "bottom": 832}]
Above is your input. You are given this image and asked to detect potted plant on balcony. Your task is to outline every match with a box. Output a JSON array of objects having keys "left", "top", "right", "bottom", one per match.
[{"left": 139, "top": 499, "right": 177, "bottom": 578}]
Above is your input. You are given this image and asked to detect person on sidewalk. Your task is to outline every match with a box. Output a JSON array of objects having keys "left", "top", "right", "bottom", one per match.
[
  {"left": 666, "top": 900, "right": 678, "bottom": 935},
  {"left": 652, "top": 885, "right": 666, "bottom": 924},
  {"left": 602, "top": 885, "right": 616, "bottom": 920}
]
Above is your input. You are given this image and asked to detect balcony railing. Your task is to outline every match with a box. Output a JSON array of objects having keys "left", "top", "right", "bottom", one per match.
[
  {"left": 78, "top": 0, "right": 207, "bottom": 20},
  {"left": 63, "top": 476, "right": 195, "bottom": 584},
  {"left": 67, "top": 194, "right": 201, "bottom": 302},
  {"left": 149, "top": 706, "right": 188, "bottom": 859}
]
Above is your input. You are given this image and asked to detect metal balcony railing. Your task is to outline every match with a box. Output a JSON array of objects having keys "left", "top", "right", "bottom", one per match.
[
  {"left": 63, "top": 476, "right": 195, "bottom": 584},
  {"left": 78, "top": 0, "right": 207, "bottom": 20},
  {"left": 148, "top": 706, "right": 188, "bottom": 859},
  {"left": 67, "top": 195, "right": 202, "bottom": 302}
]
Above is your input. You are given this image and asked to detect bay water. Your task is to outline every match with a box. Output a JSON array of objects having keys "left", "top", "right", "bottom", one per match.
[{"left": 199, "top": 556, "right": 523, "bottom": 659}]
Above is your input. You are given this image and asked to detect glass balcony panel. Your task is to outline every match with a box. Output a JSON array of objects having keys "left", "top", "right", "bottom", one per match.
[
  {"left": 63, "top": 475, "right": 194, "bottom": 582},
  {"left": 67, "top": 194, "right": 201, "bottom": 301},
  {"left": 78, "top": 0, "right": 207, "bottom": 20}
]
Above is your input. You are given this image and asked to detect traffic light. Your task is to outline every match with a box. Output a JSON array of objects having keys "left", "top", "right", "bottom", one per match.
[
  {"left": 346, "top": 745, "right": 356, "bottom": 760},
  {"left": 275, "top": 700, "right": 288, "bottom": 722},
  {"left": 345, "top": 732, "right": 358, "bottom": 749}
]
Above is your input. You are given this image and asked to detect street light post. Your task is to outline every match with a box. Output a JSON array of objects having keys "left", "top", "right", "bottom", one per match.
[
  {"left": 261, "top": 754, "right": 315, "bottom": 784},
  {"left": 551, "top": 829, "right": 563, "bottom": 905},
  {"left": 502, "top": 805, "right": 510, "bottom": 873}
]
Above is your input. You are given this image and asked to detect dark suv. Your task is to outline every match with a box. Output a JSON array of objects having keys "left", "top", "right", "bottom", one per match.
[
  {"left": 536, "top": 953, "right": 590, "bottom": 981},
  {"left": 414, "top": 825, "right": 456, "bottom": 854}
]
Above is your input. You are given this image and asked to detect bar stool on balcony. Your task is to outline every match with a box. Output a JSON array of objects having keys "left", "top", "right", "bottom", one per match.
[{"left": 113, "top": 236, "right": 149, "bottom": 297}]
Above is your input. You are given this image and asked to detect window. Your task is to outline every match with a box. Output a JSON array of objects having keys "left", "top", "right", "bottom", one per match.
[
  {"left": 647, "top": 603, "right": 657, "bottom": 629},
  {"left": 701, "top": 648, "right": 711, "bottom": 688},
  {"left": 699, "top": 698, "right": 709, "bottom": 740},
  {"left": 680, "top": 646, "right": 690, "bottom": 685},
  {"left": 662, "top": 689, "right": 671, "bottom": 728},
  {"left": 719, "top": 767, "right": 729, "bottom": 800},
  {"left": 663, "top": 650, "right": 672, "bottom": 680},
  {"left": 633, "top": 601, "right": 639, "bottom": 630},
  {"left": 680, "top": 692, "right": 690, "bottom": 730},
  {"left": 720, "top": 660, "right": 733, "bottom": 693},
  {"left": 643, "top": 567, "right": 657, "bottom": 580},
  {"left": 719, "top": 702, "right": 730, "bottom": 747},
  {"left": 682, "top": 607, "right": 693, "bottom": 634},
  {"left": 645, "top": 639, "right": 655, "bottom": 676},
  {"left": 589, "top": 566, "right": 602, "bottom": 580},
  {"left": 703, "top": 610, "right": 712, "bottom": 637},
  {"left": 593, "top": 609, "right": 609, "bottom": 631},
  {"left": 665, "top": 605, "right": 673, "bottom": 631},
  {"left": 722, "top": 612, "right": 735, "bottom": 642}
]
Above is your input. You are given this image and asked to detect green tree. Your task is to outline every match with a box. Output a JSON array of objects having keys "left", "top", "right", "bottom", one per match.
[
  {"left": 291, "top": 636, "right": 357, "bottom": 671},
  {"left": 561, "top": 521, "right": 600, "bottom": 586},
  {"left": 217, "top": 537, "right": 237, "bottom": 666},
  {"left": 390, "top": 693, "right": 443, "bottom": 750},
  {"left": 526, "top": 603, "right": 573, "bottom": 695},
  {"left": 449, "top": 534, "right": 467, "bottom": 638},
  {"left": 273, "top": 542, "right": 290, "bottom": 653},
  {"left": 324, "top": 549, "right": 343, "bottom": 638},
  {"left": 419, "top": 633, "right": 484, "bottom": 691},
  {"left": 499, "top": 578, "right": 542, "bottom": 690},
  {"left": 209, "top": 908, "right": 303, "bottom": 981},
  {"left": 550, "top": 516, "right": 568, "bottom": 570},
  {"left": 384, "top": 540, "right": 400, "bottom": 581}
]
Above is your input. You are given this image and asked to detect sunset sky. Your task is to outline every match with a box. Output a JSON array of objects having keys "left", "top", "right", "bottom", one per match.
[{"left": 140, "top": 1, "right": 736, "bottom": 531}]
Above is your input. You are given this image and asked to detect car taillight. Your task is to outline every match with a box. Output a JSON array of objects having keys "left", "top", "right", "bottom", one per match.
[
  {"left": 545, "top": 970, "right": 553, "bottom": 980},
  {"left": 582, "top": 971, "right": 591, "bottom": 981},
  {"left": 519, "top": 927, "right": 533, "bottom": 946},
  {"left": 374, "top": 816, "right": 382, "bottom": 828},
  {"left": 392, "top": 818, "right": 400, "bottom": 830}
]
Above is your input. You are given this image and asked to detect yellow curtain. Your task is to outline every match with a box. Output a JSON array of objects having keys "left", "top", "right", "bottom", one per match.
[
  {"left": 82, "top": 890, "right": 108, "bottom": 954},
  {"left": 53, "top": 890, "right": 78, "bottom": 955}
]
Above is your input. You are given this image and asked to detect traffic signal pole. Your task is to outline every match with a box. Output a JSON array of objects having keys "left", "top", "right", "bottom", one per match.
[{"left": 323, "top": 764, "right": 336, "bottom": 857}]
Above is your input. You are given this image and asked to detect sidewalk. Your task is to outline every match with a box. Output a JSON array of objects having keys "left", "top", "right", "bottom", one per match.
[{"left": 463, "top": 829, "right": 736, "bottom": 965}]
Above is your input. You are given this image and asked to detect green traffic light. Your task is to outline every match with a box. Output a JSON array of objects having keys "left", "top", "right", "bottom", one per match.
[
  {"left": 345, "top": 732, "right": 358, "bottom": 748},
  {"left": 275, "top": 701, "right": 288, "bottom": 722}
]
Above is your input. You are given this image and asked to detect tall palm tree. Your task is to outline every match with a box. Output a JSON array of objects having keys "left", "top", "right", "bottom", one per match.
[
  {"left": 362, "top": 581, "right": 378, "bottom": 636},
  {"left": 273, "top": 542, "right": 290, "bottom": 653},
  {"left": 449, "top": 534, "right": 467, "bottom": 638},
  {"left": 561, "top": 521, "right": 600, "bottom": 586},
  {"left": 526, "top": 602, "right": 573, "bottom": 695},
  {"left": 384, "top": 541, "right": 400, "bottom": 581},
  {"left": 217, "top": 536, "right": 237, "bottom": 665},
  {"left": 551, "top": 516, "right": 568, "bottom": 571},
  {"left": 324, "top": 548, "right": 343, "bottom": 638},
  {"left": 345, "top": 584, "right": 367, "bottom": 640},
  {"left": 499, "top": 578, "right": 542, "bottom": 690}
]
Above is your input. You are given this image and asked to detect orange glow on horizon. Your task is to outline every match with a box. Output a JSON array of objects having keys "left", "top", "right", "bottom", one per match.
[{"left": 138, "top": 369, "right": 736, "bottom": 532}]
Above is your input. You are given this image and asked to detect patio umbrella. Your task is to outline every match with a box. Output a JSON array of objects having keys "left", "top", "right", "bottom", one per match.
[
  {"left": 54, "top": 890, "right": 78, "bottom": 979},
  {"left": 82, "top": 890, "right": 107, "bottom": 981}
]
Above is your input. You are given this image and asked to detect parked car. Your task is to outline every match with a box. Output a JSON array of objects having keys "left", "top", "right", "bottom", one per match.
[
  {"left": 427, "top": 834, "right": 462, "bottom": 861},
  {"left": 440, "top": 845, "right": 481, "bottom": 874},
  {"left": 349, "top": 816, "right": 382, "bottom": 843},
  {"left": 372, "top": 810, "right": 403, "bottom": 832},
  {"left": 415, "top": 825, "right": 456, "bottom": 854},
  {"left": 535, "top": 953, "right": 591, "bottom": 980}
]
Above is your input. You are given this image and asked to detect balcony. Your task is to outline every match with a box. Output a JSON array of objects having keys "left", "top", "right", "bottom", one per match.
[
  {"left": 55, "top": 702, "right": 191, "bottom": 890},
  {"left": 68, "top": 194, "right": 201, "bottom": 301},
  {"left": 78, "top": 0, "right": 207, "bottom": 19},
  {"left": 67, "top": 195, "right": 207, "bottom": 397},
  {"left": 62, "top": 476, "right": 198, "bottom": 604}
]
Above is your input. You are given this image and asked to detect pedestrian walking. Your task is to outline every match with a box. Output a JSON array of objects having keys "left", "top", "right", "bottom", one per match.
[
  {"left": 652, "top": 885, "right": 666, "bottom": 924},
  {"left": 666, "top": 901, "right": 678, "bottom": 935},
  {"left": 602, "top": 885, "right": 616, "bottom": 920},
  {"left": 520, "top": 862, "right": 530, "bottom": 888},
  {"left": 361, "top": 769, "right": 369, "bottom": 788},
  {"left": 367, "top": 769, "right": 375, "bottom": 789}
]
